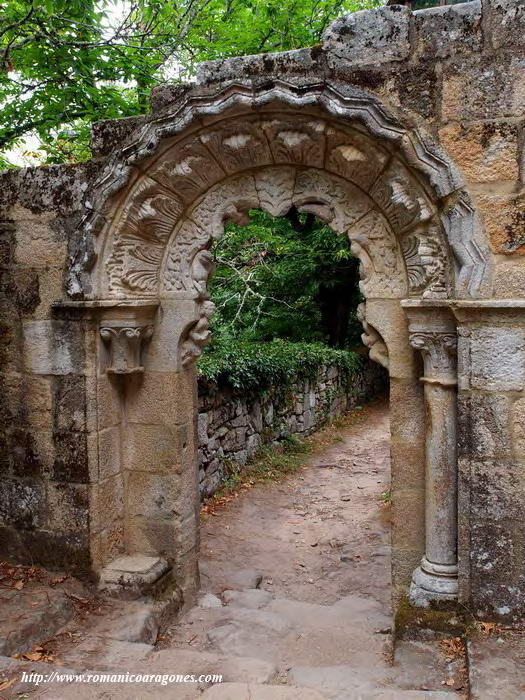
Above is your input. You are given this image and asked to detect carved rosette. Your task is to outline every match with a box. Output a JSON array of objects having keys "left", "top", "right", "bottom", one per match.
[
  {"left": 409, "top": 331, "right": 457, "bottom": 386},
  {"left": 100, "top": 322, "right": 154, "bottom": 374}
]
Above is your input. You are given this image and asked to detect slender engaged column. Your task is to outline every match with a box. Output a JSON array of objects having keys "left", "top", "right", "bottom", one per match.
[{"left": 409, "top": 327, "right": 458, "bottom": 606}]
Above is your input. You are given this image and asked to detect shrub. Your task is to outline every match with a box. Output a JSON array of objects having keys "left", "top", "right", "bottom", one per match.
[{"left": 197, "top": 338, "right": 362, "bottom": 393}]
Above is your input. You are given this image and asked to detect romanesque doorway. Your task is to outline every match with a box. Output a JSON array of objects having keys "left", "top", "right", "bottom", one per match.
[{"left": 82, "top": 79, "right": 489, "bottom": 612}]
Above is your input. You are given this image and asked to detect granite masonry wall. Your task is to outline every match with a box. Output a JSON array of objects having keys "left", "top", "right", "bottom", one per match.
[{"left": 197, "top": 358, "right": 387, "bottom": 498}]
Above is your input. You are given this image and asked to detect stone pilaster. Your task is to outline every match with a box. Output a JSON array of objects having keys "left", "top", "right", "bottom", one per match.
[{"left": 404, "top": 304, "right": 459, "bottom": 606}]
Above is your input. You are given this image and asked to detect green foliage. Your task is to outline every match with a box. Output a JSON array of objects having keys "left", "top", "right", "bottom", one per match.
[
  {"left": 209, "top": 209, "right": 361, "bottom": 347},
  {"left": 0, "top": 0, "right": 381, "bottom": 164},
  {"left": 197, "top": 338, "right": 361, "bottom": 392}
]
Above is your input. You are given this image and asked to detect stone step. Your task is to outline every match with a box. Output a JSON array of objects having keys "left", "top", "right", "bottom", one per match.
[
  {"left": 468, "top": 634, "right": 525, "bottom": 700},
  {"left": 98, "top": 555, "right": 176, "bottom": 601},
  {"left": 54, "top": 637, "right": 278, "bottom": 683},
  {"left": 169, "top": 591, "right": 392, "bottom": 667},
  {"left": 200, "top": 683, "right": 455, "bottom": 699},
  {"left": 0, "top": 587, "right": 75, "bottom": 657}
]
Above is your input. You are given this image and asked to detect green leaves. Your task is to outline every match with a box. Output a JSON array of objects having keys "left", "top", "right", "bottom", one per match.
[
  {"left": 209, "top": 209, "right": 361, "bottom": 347},
  {"left": 0, "top": 0, "right": 380, "bottom": 164},
  {"left": 198, "top": 338, "right": 362, "bottom": 393}
]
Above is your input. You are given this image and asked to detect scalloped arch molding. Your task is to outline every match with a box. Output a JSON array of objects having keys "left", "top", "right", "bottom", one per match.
[{"left": 79, "top": 80, "right": 491, "bottom": 303}]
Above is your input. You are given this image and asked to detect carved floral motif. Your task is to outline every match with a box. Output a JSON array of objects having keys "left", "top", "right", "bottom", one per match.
[
  {"left": 347, "top": 210, "right": 406, "bottom": 298},
  {"left": 292, "top": 169, "right": 371, "bottom": 234},
  {"left": 325, "top": 126, "right": 388, "bottom": 190},
  {"left": 261, "top": 118, "right": 325, "bottom": 167},
  {"left": 371, "top": 164, "right": 433, "bottom": 234},
  {"left": 149, "top": 137, "right": 225, "bottom": 203},
  {"left": 409, "top": 331, "right": 457, "bottom": 385},
  {"left": 200, "top": 119, "right": 273, "bottom": 174},
  {"left": 107, "top": 179, "right": 183, "bottom": 296},
  {"left": 100, "top": 323, "right": 153, "bottom": 374},
  {"left": 254, "top": 167, "right": 296, "bottom": 217}
]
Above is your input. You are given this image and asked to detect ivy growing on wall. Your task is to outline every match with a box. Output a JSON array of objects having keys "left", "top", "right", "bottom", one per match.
[{"left": 198, "top": 339, "right": 362, "bottom": 393}]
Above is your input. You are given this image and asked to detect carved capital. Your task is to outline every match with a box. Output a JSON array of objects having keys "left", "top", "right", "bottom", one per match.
[
  {"left": 409, "top": 331, "right": 457, "bottom": 386},
  {"left": 100, "top": 322, "right": 154, "bottom": 374}
]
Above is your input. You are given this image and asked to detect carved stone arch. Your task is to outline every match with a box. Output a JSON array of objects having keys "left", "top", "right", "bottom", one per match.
[{"left": 77, "top": 79, "right": 491, "bottom": 303}]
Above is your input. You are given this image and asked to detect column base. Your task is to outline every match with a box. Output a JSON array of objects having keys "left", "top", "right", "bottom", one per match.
[{"left": 409, "top": 557, "right": 458, "bottom": 607}]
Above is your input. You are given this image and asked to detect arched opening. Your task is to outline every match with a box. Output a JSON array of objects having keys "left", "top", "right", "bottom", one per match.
[{"left": 82, "top": 80, "right": 491, "bottom": 611}]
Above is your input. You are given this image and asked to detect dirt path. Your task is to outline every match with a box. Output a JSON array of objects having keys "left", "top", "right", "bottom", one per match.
[
  {"left": 197, "top": 398, "right": 392, "bottom": 609},
  {"left": 7, "top": 398, "right": 466, "bottom": 699}
]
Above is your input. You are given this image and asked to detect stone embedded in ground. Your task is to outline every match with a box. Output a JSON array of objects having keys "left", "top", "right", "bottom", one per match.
[
  {"left": 98, "top": 555, "right": 170, "bottom": 599},
  {"left": 0, "top": 587, "right": 74, "bottom": 657},
  {"left": 467, "top": 633, "right": 525, "bottom": 700},
  {"left": 58, "top": 637, "right": 154, "bottom": 671},
  {"left": 288, "top": 664, "right": 388, "bottom": 695},
  {"left": 201, "top": 683, "right": 332, "bottom": 699},
  {"left": 0, "top": 657, "right": 81, "bottom": 697},
  {"left": 147, "top": 648, "right": 278, "bottom": 685},
  {"left": 391, "top": 641, "right": 465, "bottom": 693},
  {"left": 199, "top": 593, "right": 223, "bottom": 608},
  {"left": 86, "top": 601, "right": 161, "bottom": 644},
  {"left": 222, "top": 589, "right": 273, "bottom": 609}
]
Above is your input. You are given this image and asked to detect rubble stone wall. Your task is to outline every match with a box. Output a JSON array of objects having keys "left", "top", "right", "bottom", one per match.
[{"left": 197, "top": 358, "right": 387, "bottom": 498}]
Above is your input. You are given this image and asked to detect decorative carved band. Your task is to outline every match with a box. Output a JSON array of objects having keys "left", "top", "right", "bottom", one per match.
[
  {"left": 78, "top": 80, "right": 491, "bottom": 302},
  {"left": 100, "top": 323, "right": 154, "bottom": 374}
]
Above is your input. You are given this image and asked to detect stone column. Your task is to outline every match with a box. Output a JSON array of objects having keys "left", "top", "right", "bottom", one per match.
[{"left": 405, "top": 307, "right": 458, "bottom": 606}]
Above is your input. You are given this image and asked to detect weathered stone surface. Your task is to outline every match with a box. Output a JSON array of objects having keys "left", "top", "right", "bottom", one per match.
[
  {"left": 439, "top": 122, "right": 519, "bottom": 183},
  {"left": 468, "top": 633, "right": 525, "bottom": 700},
  {"left": 471, "top": 189, "right": 525, "bottom": 254},
  {"left": 323, "top": 6, "right": 411, "bottom": 69},
  {"left": 0, "top": 587, "right": 74, "bottom": 656},
  {"left": 201, "top": 684, "right": 330, "bottom": 700},
  {"left": 58, "top": 637, "right": 154, "bottom": 671},
  {"left": 87, "top": 601, "right": 160, "bottom": 644},
  {"left": 413, "top": 1, "right": 482, "bottom": 60},
  {"left": 222, "top": 589, "right": 272, "bottom": 610},
  {"left": 99, "top": 555, "right": 170, "bottom": 599},
  {"left": 469, "top": 328, "right": 525, "bottom": 391},
  {"left": 487, "top": 0, "right": 525, "bottom": 51}
]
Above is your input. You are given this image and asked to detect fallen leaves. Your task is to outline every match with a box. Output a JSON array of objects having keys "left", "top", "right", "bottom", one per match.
[
  {"left": 440, "top": 636, "right": 465, "bottom": 661},
  {"left": 0, "top": 562, "right": 44, "bottom": 590},
  {"left": 478, "top": 621, "right": 499, "bottom": 635},
  {"left": 0, "top": 678, "right": 16, "bottom": 692},
  {"left": 12, "top": 644, "right": 55, "bottom": 664}
]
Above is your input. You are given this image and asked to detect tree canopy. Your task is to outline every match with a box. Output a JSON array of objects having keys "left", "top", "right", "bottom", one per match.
[
  {"left": 209, "top": 210, "right": 362, "bottom": 349},
  {"left": 0, "top": 0, "right": 380, "bottom": 166}
]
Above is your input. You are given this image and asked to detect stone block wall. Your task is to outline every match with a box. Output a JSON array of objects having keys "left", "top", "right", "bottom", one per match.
[
  {"left": 197, "top": 358, "right": 387, "bottom": 498},
  {"left": 0, "top": 165, "right": 103, "bottom": 576}
]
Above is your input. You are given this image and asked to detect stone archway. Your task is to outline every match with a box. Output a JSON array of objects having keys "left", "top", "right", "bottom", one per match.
[{"left": 78, "top": 79, "right": 491, "bottom": 608}]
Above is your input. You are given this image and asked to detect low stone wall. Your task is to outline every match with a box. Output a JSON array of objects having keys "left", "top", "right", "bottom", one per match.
[{"left": 197, "top": 356, "right": 387, "bottom": 497}]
